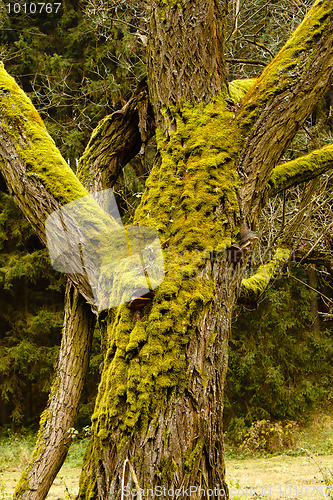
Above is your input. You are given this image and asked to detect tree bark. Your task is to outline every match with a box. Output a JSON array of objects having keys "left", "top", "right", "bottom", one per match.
[
  {"left": 238, "top": 0, "right": 333, "bottom": 222},
  {"left": 10, "top": 76, "right": 156, "bottom": 500},
  {"left": 77, "top": 78, "right": 155, "bottom": 192},
  {"left": 1, "top": 2, "right": 333, "bottom": 500},
  {"left": 14, "top": 283, "right": 95, "bottom": 500},
  {"left": 148, "top": 0, "right": 229, "bottom": 131}
]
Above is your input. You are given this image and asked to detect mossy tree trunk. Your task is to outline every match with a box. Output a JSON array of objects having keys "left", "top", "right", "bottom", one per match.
[
  {"left": 79, "top": 1, "right": 333, "bottom": 499},
  {"left": 8, "top": 78, "right": 154, "bottom": 500},
  {"left": 1, "top": 1, "right": 333, "bottom": 500}
]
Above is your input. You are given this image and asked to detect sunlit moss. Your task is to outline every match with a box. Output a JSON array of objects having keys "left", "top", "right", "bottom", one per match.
[
  {"left": 88, "top": 95, "right": 242, "bottom": 464},
  {"left": 237, "top": 0, "right": 332, "bottom": 132},
  {"left": 241, "top": 248, "right": 291, "bottom": 299},
  {"left": 0, "top": 62, "right": 88, "bottom": 205},
  {"left": 228, "top": 78, "right": 257, "bottom": 103},
  {"left": 268, "top": 144, "right": 333, "bottom": 195}
]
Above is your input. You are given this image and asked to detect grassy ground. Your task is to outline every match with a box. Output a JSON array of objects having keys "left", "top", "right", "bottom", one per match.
[
  {"left": 0, "top": 411, "right": 332, "bottom": 499},
  {"left": 0, "top": 436, "right": 86, "bottom": 499}
]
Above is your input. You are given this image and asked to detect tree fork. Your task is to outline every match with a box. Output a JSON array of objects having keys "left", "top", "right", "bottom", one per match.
[{"left": 2, "top": 72, "right": 155, "bottom": 499}]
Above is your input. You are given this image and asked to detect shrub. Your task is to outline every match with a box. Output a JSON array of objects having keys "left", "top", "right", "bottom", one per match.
[{"left": 240, "top": 419, "right": 299, "bottom": 455}]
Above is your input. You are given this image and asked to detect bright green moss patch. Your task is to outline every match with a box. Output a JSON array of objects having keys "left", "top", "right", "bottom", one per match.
[
  {"left": 90, "top": 94, "right": 243, "bottom": 443},
  {"left": 237, "top": 0, "right": 332, "bottom": 132},
  {"left": 268, "top": 144, "right": 333, "bottom": 195},
  {"left": 0, "top": 64, "right": 88, "bottom": 205},
  {"left": 157, "top": 0, "right": 184, "bottom": 6},
  {"left": 228, "top": 78, "right": 257, "bottom": 103},
  {"left": 241, "top": 248, "right": 291, "bottom": 299}
]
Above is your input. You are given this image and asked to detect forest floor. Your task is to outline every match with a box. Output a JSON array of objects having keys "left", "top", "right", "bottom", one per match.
[
  {"left": 0, "top": 411, "right": 332, "bottom": 499},
  {"left": 1, "top": 454, "right": 333, "bottom": 499}
]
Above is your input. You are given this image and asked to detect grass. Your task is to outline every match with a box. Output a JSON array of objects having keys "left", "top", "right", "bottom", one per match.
[
  {"left": 0, "top": 432, "right": 89, "bottom": 499},
  {"left": 225, "top": 409, "right": 333, "bottom": 459},
  {"left": 0, "top": 412, "right": 332, "bottom": 499},
  {"left": 0, "top": 431, "right": 89, "bottom": 472}
]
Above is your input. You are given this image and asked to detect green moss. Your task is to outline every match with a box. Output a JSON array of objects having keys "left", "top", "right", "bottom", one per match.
[
  {"left": 156, "top": 456, "right": 178, "bottom": 483},
  {"left": 0, "top": 63, "right": 88, "bottom": 205},
  {"left": 228, "top": 78, "right": 257, "bottom": 103},
  {"left": 0, "top": 64, "right": 127, "bottom": 262},
  {"left": 13, "top": 474, "right": 30, "bottom": 498},
  {"left": 268, "top": 144, "right": 333, "bottom": 195},
  {"left": 78, "top": 438, "right": 100, "bottom": 500},
  {"left": 13, "top": 407, "right": 49, "bottom": 497},
  {"left": 183, "top": 439, "right": 203, "bottom": 474},
  {"left": 237, "top": 0, "right": 332, "bottom": 132},
  {"left": 157, "top": 0, "right": 184, "bottom": 6},
  {"left": 89, "top": 94, "right": 243, "bottom": 444},
  {"left": 241, "top": 248, "right": 291, "bottom": 298}
]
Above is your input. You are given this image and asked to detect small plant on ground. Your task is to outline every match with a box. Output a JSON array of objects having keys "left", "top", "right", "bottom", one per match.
[
  {"left": 302, "top": 448, "right": 333, "bottom": 499},
  {"left": 240, "top": 419, "right": 299, "bottom": 455}
]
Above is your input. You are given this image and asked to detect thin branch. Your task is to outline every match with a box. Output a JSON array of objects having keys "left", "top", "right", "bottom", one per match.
[
  {"left": 226, "top": 58, "right": 267, "bottom": 66},
  {"left": 241, "top": 37, "right": 275, "bottom": 59}
]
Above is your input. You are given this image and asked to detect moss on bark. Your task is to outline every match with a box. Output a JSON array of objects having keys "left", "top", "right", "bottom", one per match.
[
  {"left": 79, "top": 95, "right": 243, "bottom": 496},
  {"left": 241, "top": 248, "right": 291, "bottom": 299},
  {"left": 0, "top": 62, "right": 87, "bottom": 205},
  {"left": 268, "top": 144, "right": 333, "bottom": 195}
]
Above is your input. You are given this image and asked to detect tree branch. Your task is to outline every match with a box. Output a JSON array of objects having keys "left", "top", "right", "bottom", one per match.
[
  {"left": 237, "top": 0, "right": 333, "bottom": 221},
  {"left": 240, "top": 247, "right": 291, "bottom": 300},
  {"left": 77, "top": 78, "right": 155, "bottom": 191},
  {"left": 14, "top": 283, "right": 95, "bottom": 500},
  {"left": 0, "top": 63, "right": 114, "bottom": 306},
  {"left": 268, "top": 143, "right": 333, "bottom": 196},
  {"left": 7, "top": 68, "right": 156, "bottom": 500},
  {"left": 226, "top": 58, "right": 267, "bottom": 67}
]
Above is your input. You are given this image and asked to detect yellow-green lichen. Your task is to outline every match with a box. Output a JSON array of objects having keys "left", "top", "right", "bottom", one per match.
[
  {"left": 157, "top": 0, "right": 184, "bottom": 6},
  {"left": 156, "top": 456, "right": 178, "bottom": 483}
]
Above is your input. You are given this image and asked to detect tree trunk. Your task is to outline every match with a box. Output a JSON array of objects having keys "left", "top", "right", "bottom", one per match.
[
  {"left": 11, "top": 76, "right": 155, "bottom": 500},
  {"left": 1, "top": 2, "right": 333, "bottom": 500},
  {"left": 14, "top": 282, "right": 95, "bottom": 500},
  {"left": 77, "top": 2, "right": 333, "bottom": 499}
]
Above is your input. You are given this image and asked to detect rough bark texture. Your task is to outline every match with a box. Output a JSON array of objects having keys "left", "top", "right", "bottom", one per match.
[
  {"left": 77, "top": 2, "right": 333, "bottom": 500},
  {"left": 237, "top": 0, "right": 333, "bottom": 223},
  {"left": 81, "top": 260, "right": 238, "bottom": 500},
  {"left": 78, "top": 78, "right": 155, "bottom": 191},
  {"left": 14, "top": 283, "right": 95, "bottom": 500},
  {"left": 268, "top": 144, "right": 333, "bottom": 197},
  {"left": 148, "top": 0, "right": 229, "bottom": 131},
  {"left": 2, "top": 1, "right": 333, "bottom": 500},
  {"left": 4, "top": 73, "right": 153, "bottom": 500}
]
